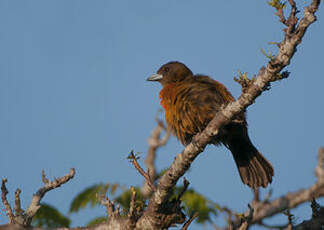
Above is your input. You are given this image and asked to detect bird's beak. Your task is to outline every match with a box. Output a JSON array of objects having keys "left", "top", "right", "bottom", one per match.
[{"left": 147, "top": 74, "right": 163, "bottom": 81}]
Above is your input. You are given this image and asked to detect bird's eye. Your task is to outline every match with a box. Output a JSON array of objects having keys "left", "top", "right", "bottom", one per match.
[{"left": 164, "top": 67, "right": 169, "bottom": 72}]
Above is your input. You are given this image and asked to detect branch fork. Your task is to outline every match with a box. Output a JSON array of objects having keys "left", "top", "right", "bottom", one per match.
[{"left": 1, "top": 169, "right": 75, "bottom": 227}]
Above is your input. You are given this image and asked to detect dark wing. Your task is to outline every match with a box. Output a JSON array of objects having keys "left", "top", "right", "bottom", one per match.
[{"left": 165, "top": 75, "right": 236, "bottom": 145}]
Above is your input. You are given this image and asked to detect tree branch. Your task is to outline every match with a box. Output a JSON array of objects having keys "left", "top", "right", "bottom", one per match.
[
  {"left": 142, "top": 117, "right": 170, "bottom": 197},
  {"left": 1, "top": 179, "right": 14, "bottom": 223},
  {"left": 293, "top": 199, "right": 324, "bottom": 230},
  {"left": 0, "top": 1, "right": 321, "bottom": 230},
  {"left": 230, "top": 147, "right": 324, "bottom": 229},
  {"left": 135, "top": 1, "right": 321, "bottom": 229},
  {"left": 1, "top": 169, "right": 75, "bottom": 227},
  {"left": 25, "top": 168, "right": 75, "bottom": 226},
  {"left": 181, "top": 212, "right": 198, "bottom": 230},
  {"left": 129, "top": 151, "right": 156, "bottom": 192},
  {"left": 237, "top": 204, "right": 254, "bottom": 230}
]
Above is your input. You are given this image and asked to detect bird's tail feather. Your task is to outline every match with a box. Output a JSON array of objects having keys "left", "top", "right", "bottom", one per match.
[{"left": 227, "top": 129, "right": 274, "bottom": 188}]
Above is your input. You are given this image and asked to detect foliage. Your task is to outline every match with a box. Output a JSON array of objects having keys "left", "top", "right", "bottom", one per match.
[
  {"left": 32, "top": 203, "right": 70, "bottom": 228},
  {"left": 268, "top": 0, "right": 286, "bottom": 10},
  {"left": 175, "top": 187, "right": 219, "bottom": 223},
  {"left": 31, "top": 176, "right": 219, "bottom": 227},
  {"left": 115, "top": 187, "right": 146, "bottom": 214},
  {"left": 69, "top": 183, "right": 118, "bottom": 213}
]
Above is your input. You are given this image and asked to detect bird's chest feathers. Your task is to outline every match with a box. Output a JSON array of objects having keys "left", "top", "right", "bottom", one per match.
[
  {"left": 159, "top": 84, "right": 178, "bottom": 110},
  {"left": 159, "top": 83, "right": 184, "bottom": 122}
]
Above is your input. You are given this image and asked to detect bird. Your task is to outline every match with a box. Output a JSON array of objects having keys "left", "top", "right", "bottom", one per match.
[{"left": 147, "top": 61, "right": 274, "bottom": 188}]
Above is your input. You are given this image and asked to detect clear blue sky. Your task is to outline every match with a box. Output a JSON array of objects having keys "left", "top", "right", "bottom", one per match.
[{"left": 0, "top": 1, "right": 323, "bottom": 229}]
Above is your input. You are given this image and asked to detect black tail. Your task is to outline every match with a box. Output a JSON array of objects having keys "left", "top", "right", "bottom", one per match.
[{"left": 226, "top": 125, "right": 274, "bottom": 188}]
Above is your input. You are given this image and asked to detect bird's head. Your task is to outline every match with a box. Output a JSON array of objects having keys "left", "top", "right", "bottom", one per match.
[{"left": 147, "top": 61, "right": 193, "bottom": 86}]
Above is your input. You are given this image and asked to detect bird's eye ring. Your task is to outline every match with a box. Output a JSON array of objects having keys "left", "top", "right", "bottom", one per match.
[{"left": 164, "top": 67, "right": 169, "bottom": 72}]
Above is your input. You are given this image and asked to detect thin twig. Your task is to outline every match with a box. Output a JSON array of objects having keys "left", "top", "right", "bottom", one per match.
[
  {"left": 1, "top": 179, "right": 14, "bottom": 223},
  {"left": 310, "top": 198, "right": 320, "bottom": 219},
  {"left": 128, "top": 187, "right": 137, "bottom": 219},
  {"left": 25, "top": 168, "right": 75, "bottom": 225},
  {"left": 276, "top": 6, "right": 287, "bottom": 25},
  {"left": 142, "top": 118, "right": 171, "bottom": 196},
  {"left": 177, "top": 178, "right": 190, "bottom": 202},
  {"left": 284, "top": 210, "right": 294, "bottom": 230},
  {"left": 14, "top": 189, "right": 23, "bottom": 216},
  {"left": 129, "top": 151, "right": 156, "bottom": 192},
  {"left": 231, "top": 147, "right": 324, "bottom": 228},
  {"left": 181, "top": 212, "right": 199, "bottom": 230},
  {"left": 238, "top": 204, "right": 254, "bottom": 230},
  {"left": 99, "top": 194, "right": 115, "bottom": 217},
  {"left": 41, "top": 170, "right": 49, "bottom": 184}
]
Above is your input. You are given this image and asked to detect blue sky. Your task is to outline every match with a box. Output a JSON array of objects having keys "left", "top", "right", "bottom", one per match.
[{"left": 0, "top": 1, "right": 323, "bottom": 229}]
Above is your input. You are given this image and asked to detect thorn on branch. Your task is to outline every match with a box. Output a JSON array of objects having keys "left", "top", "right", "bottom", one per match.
[
  {"left": 1, "top": 178, "right": 14, "bottom": 223},
  {"left": 129, "top": 150, "right": 156, "bottom": 192}
]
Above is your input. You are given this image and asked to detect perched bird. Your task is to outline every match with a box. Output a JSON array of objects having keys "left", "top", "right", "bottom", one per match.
[{"left": 147, "top": 61, "right": 273, "bottom": 188}]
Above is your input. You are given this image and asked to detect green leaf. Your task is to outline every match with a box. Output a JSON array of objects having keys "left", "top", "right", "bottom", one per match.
[
  {"left": 268, "top": 0, "right": 286, "bottom": 9},
  {"left": 32, "top": 203, "right": 70, "bottom": 228},
  {"left": 69, "top": 183, "right": 111, "bottom": 213},
  {"left": 86, "top": 216, "right": 107, "bottom": 227},
  {"left": 176, "top": 188, "right": 218, "bottom": 223}
]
